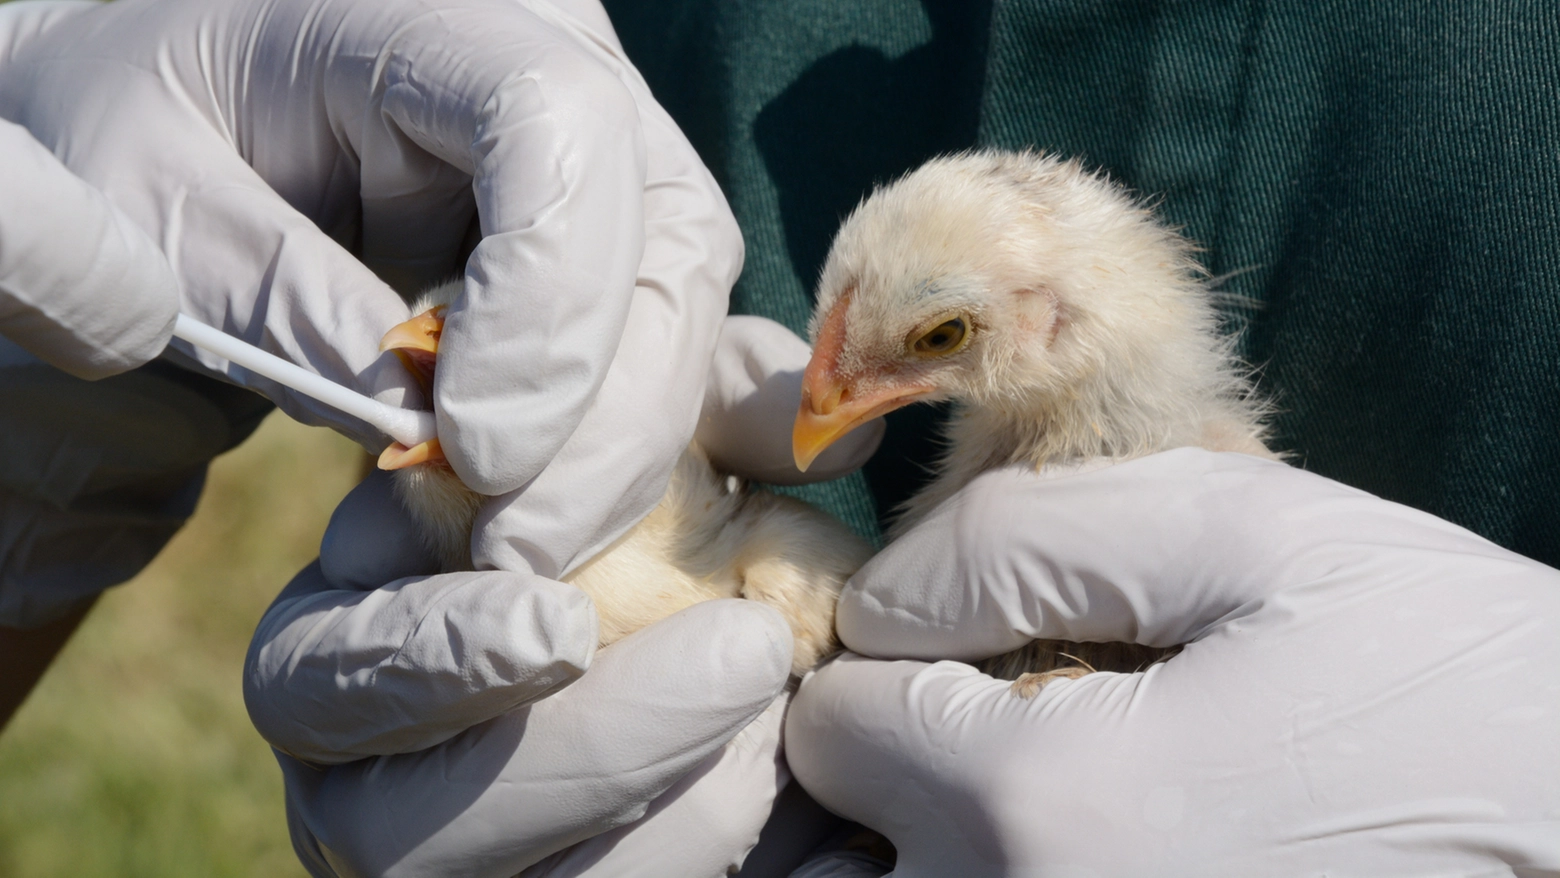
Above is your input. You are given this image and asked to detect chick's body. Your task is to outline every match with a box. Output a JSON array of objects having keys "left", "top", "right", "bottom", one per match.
[
  {"left": 390, "top": 282, "right": 870, "bottom": 677},
  {"left": 796, "top": 150, "right": 1275, "bottom": 694}
]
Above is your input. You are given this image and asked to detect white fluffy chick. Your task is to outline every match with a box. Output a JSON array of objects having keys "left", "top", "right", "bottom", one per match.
[
  {"left": 792, "top": 149, "right": 1275, "bottom": 696},
  {"left": 378, "top": 283, "right": 871, "bottom": 676}
]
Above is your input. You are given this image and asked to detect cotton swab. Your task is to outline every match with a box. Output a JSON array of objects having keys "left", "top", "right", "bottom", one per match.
[{"left": 170, "top": 314, "right": 437, "bottom": 448}]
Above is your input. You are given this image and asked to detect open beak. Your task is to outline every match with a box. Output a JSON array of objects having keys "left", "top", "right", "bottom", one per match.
[
  {"left": 378, "top": 306, "right": 448, "bottom": 471},
  {"left": 379, "top": 306, "right": 446, "bottom": 394}
]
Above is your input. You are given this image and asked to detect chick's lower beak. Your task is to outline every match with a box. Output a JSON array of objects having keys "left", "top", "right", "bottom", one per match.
[
  {"left": 378, "top": 438, "right": 443, "bottom": 471},
  {"left": 792, "top": 370, "right": 932, "bottom": 472}
]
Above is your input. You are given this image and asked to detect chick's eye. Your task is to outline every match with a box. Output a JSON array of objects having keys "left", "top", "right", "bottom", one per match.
[{"left": 912, "top": 317, "right": 968, "bottom": 355}]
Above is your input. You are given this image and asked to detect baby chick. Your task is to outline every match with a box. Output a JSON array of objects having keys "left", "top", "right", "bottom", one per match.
[
  {"left": 378, "top": 283, "right": 870, "bottom": 677},
  {"left": 793, "top": 149, "right": 1275, "bottom": 696}
]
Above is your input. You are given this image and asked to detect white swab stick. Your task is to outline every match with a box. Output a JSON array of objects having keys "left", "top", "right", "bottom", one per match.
[{"left": 171, "top": 314, "right": 437, "bottom": 448}]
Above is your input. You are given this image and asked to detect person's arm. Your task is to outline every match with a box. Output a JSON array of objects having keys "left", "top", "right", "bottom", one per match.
[
  {"left": 786, "top": 450, "right": 1560, "bottom": 875},
  {"left": 0, "top": 597, "right": 95, "bottom": 731}
]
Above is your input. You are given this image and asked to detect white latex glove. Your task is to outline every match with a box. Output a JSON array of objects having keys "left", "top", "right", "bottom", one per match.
[
  {"left": 0, "top": 0, "right": 741, "bottom": 578},
  {"left": 245, "top": 317, "right": 883, "bottom": 877},
  {"left": 785, "top": 449, "right": 1560, "bottom": 876},
  {"left": 0, "top": 118, "right": 176, "bottom": 379}
]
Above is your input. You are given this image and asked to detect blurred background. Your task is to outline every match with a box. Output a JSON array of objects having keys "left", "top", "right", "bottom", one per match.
[{"left": 0, "top": 414, "right": 361, "bottom": 877}]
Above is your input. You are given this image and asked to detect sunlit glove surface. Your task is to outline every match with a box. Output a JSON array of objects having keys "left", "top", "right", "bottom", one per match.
[
  {"left": 786, "top": 449, "right": 1560, "bottom": 876},
  {"left": 0, "top": 0, "right": 742, "bottom": 577},
  {"left": 0, "top": 118, "right": 176, "bottom": 379},
  {"left": 244, "top": 318, "right": 882, "bottom": 877}
]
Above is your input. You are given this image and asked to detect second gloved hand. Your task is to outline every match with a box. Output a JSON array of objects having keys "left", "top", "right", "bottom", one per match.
[
  {"left": 785, "top": 450, "right": 1560, "bottom": 876},
  {"left": 245, "top": 315, "right": 885, "bottom": 877}
]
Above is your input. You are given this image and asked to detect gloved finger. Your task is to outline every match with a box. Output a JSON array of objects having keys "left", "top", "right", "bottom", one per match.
[
  {"left": 245, "top": 559, "right": 597, "bottom": 764},
  {"left": 469, "top": 25, "right": 740, "bottom": 577},
  {"left": 317, "top": 469, "right": 443, "bottom": 591},
  {"left": 836, "top": 447, "right": 1523, "bottom": 660},
  {"left": 0, "top": 119, "right": 176, "bottom": 379},
  {"left": 519, "top": 693, "right": 790, "bottom": 878},
  {"left": 699, "top": 316, "right": 885, "bottom": 486},
  {"left": 288, "top": 599, "right": 792, "bottom": 878}
]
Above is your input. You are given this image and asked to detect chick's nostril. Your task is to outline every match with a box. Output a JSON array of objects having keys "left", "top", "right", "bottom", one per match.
[
  {"left": 811, "top": 377, "right": 848, "bottom": 414},
  {"left": 816, "top": 383, "right": 844, "bottom": 416}
]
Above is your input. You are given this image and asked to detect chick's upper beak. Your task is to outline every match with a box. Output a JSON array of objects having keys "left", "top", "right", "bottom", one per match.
[
  {"left": 378, "top": 438, "right": 444, "bottom": 470},
  {"left": 379, "top": 306, "right": 445, "bottom": 393},
  {"left": 792, "top": 295, "right": 931, "bottom": 472}
]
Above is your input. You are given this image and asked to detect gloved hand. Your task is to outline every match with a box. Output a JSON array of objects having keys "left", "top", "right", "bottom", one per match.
[
  {"left": 245, "top": 316, "right": 884, "bottom": 877},
  {"left": 785, "top": 449, "right": 1560, "bottom": 876},
  {"left": 0, "top": 118, "right": 176, "bottom": 379},
  {"left": 0, "top": 0, "right": 740, "bottom": 579}
]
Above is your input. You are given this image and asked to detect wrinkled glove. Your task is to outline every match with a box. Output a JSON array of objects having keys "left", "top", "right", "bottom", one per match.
[
  {"left": 0, "top": 0, "right": 740, "bottom": 579},
  {"left": 245, "top": 316, "right": 883, "bottom": 877},
  {"left": 786, "top": 449, "right": 1560, "bottom": 876},
  {"left": 0, "top": 118, "right": 177, "bottom": 379}
]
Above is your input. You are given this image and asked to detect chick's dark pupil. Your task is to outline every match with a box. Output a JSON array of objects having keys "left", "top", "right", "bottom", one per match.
[{"left": 918, "top": 319, "right": 965, "bottom": 352}]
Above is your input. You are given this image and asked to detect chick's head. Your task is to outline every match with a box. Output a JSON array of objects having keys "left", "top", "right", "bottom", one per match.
[{"left": 794, "top": 150, "right": 1227, "bottom": 472}]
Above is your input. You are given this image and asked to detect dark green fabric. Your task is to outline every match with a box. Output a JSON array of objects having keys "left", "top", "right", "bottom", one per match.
[
  {"left": 605, "top": 0, "right": 995, "bottom": 542},
  {"left": 605, "top": 0, "right": 1560, "bottom": 566}
]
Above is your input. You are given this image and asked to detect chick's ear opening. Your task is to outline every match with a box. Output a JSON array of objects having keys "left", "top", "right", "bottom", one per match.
[{"left": 1013, "top": 287, "right": 1064, "bottom": 347}]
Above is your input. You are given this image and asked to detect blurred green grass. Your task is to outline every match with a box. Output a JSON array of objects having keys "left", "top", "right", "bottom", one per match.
[{"left": 0, "top": 412, "right": 365, "bottom": 878}]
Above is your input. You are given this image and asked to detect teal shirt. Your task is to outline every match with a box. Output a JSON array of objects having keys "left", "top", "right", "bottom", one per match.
[{"left": 604, "top": 0, "right": 1560, "bottom": 566}]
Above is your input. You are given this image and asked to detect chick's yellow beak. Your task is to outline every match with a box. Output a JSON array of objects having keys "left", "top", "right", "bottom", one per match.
[
  {"left": 792, "top": 291, "right": 933, "bottom": 472},
  {"left": 378, "top": 438, "right": 444, "bottom": 471},
  {"left": 792, "top": 374, "right": 931, "bottom": 472},
  {"left": 379, "top": 306, "right": 445, "bottom": 354}
]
